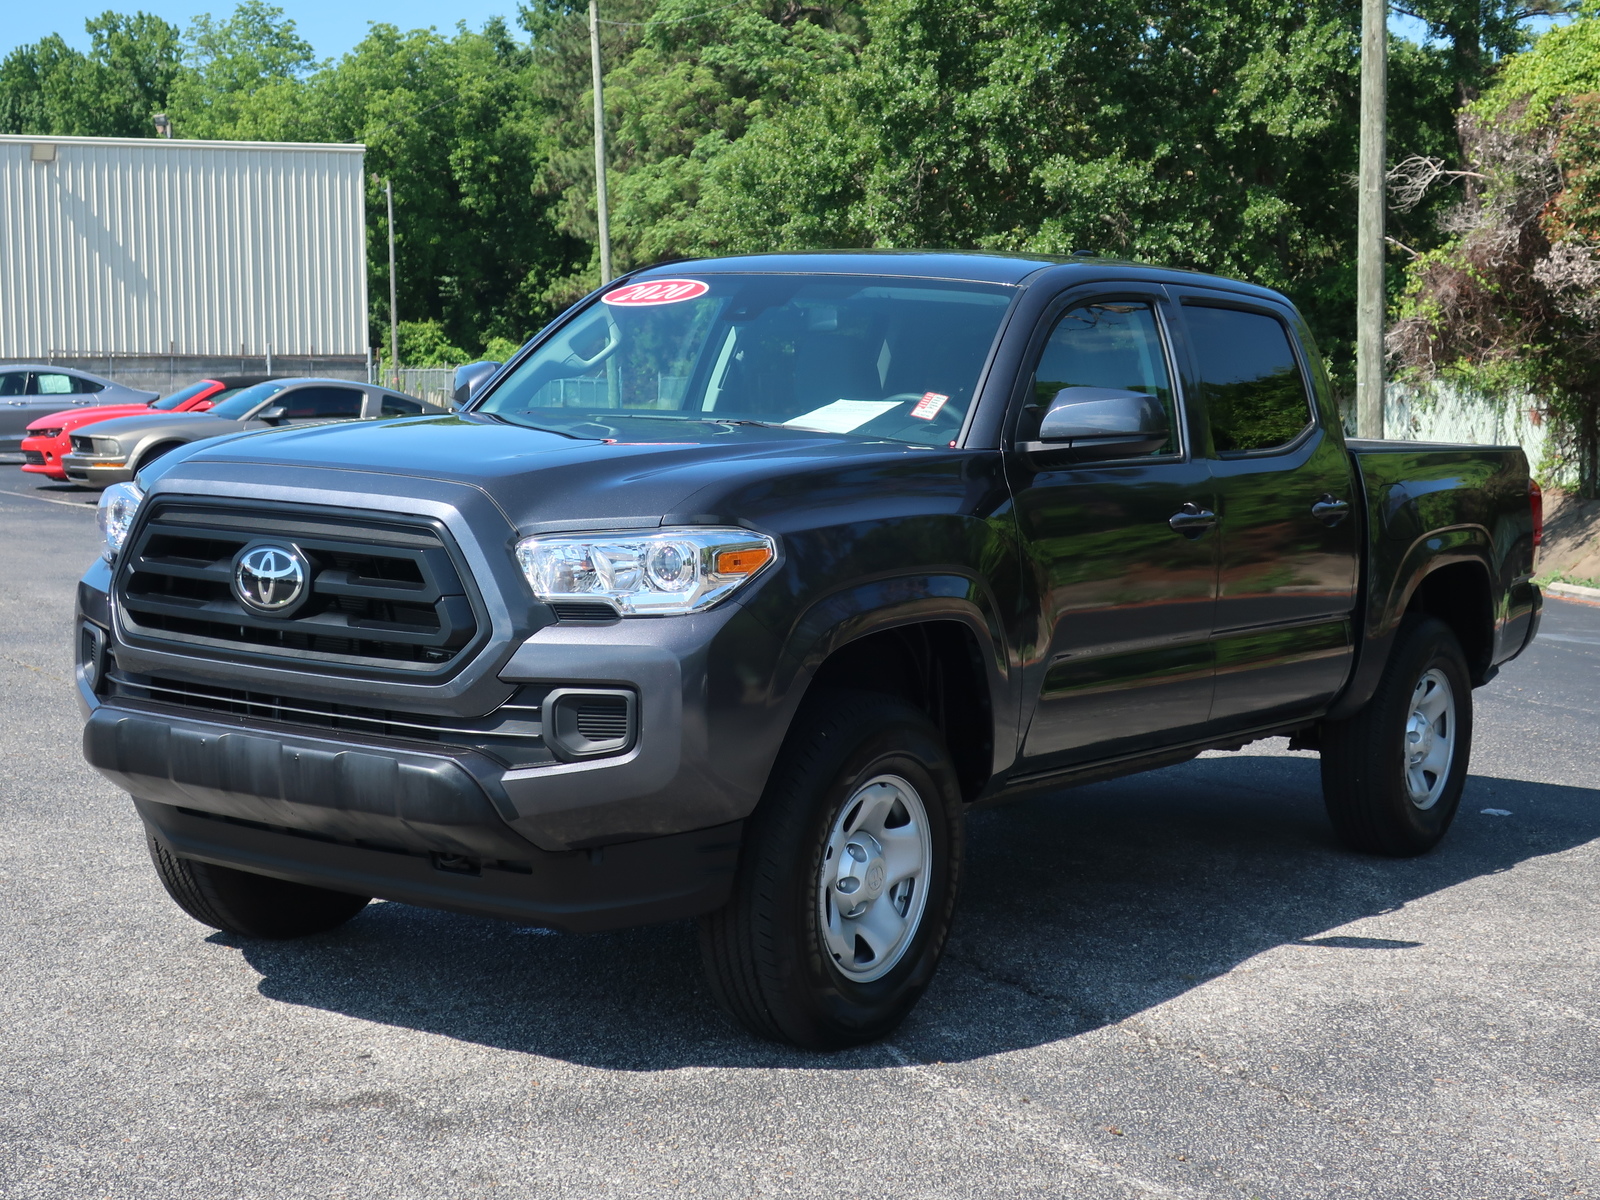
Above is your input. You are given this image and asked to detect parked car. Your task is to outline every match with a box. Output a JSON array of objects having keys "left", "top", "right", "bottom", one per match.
[
  {"left": 60, "top": 377, "right": 443, "bottom": 486},
  {"left": 0, "top": 365, "right": 159, "bottom": 452},
  {"left": 76, "top": 252, "right": 1541, "bottom": 1049},
  {"left": 21, "top": 377, "right": 269, "bottom": 481}
]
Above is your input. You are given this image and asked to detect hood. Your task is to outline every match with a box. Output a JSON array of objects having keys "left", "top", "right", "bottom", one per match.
[
  {"left": 82, "top": 411, "right": 235, "bottom": 439},
  {"left": 160, "top": 412, "right": 948, "bottom": 531},
  {"left": 29, "top": 405, "right": 152, "bottom": 431}
]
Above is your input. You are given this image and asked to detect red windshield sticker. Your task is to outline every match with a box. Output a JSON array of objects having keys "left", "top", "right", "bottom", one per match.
[
  {"left": 910, "top": 392, "right": 949, "bottom": 420},
  {"left": 602, "top": 279, "right": 711, "bottom": 306}
]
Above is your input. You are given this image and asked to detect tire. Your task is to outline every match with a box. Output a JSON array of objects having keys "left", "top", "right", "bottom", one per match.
[
  {"left": 146, "top": 833, "right": 371, "bottom": 938},
  {"left": 1320, "top": 615, "right": 1474, "bottom": 856},
  {"left": 698, "top": 690, "right": 964, "bottom": 1049}
]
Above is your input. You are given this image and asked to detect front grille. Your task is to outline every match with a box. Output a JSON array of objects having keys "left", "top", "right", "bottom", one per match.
[
  {"left": 71, "top": 435, "right": 94, "bottom": 453},
  {"left": 104, "top": 670, "right": 554, "bottom": 769},
  {"left": 33, "top": 428, "right": 62, "bottom": 438},
  {"left": 116, "top": 499, "right": 485, "bottom": 678},
  {"left": 22, "top": 450, "right": 46, "bottom": 466}
]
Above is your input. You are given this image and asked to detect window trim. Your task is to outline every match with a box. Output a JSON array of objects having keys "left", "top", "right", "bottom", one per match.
[
  {"left": 1003, "top": 286, "right": 1191, "bottom": 466},
  {"left": 1176, "top": 294, "right": 1320, "bottom": 460}
]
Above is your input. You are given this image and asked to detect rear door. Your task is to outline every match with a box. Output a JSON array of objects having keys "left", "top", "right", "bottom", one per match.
[
  {"left": 0, "top": 370, "right": 32, "bottom": 446},
  {"left": 1006, "top": 286, "right": 1220, "bottom": 768},
  {"left": 1172, "top": 293, "right": 1360, "bottom": 726}
]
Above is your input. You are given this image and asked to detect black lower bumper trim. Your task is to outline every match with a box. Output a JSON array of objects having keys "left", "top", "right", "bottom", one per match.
[{"left": 138, "top": 800, "right": 742, "bottom": 934}]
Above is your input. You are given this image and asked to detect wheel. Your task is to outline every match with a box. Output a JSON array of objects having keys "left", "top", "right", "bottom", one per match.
[
  {"left": 698, "top": 690, "right": 964, "bottom": 1048},
  {"left": 146, "top": 833, "right": 370, "bottom": 938},
  {"left": 1320, "top": 615, "right": 1473, "bottom": 856}
]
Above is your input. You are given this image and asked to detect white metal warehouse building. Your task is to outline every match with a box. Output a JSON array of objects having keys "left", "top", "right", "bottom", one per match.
[{"left": 0, "top": 134, "right": 368, "bottom": 390}]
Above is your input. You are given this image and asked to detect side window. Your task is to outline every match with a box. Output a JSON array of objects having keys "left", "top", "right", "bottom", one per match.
[
  {"left": 1019, "top": 301, "right": 1178, "bottom": 455},
  {"left": 1185, "top": 305, "right": 1313, "bottom": 454},
  {"left": 380, "top": 394, "right": 423, "bottom": 417},
  {"left": 31, "top": 373, "right": 76, "bottom": 395},
  {"left": 77, "top": 377, "right": 104, "bottom": 393},
  {"left": 0, "top": 372, "right": 25, "bottom": 396},
  {"left": 278, "top": 386, "right": 363, "bottom": 420}
]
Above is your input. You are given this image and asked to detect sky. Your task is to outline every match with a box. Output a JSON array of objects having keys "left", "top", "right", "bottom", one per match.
[
  {"left": 3, "top": 2, "right": 520, "bottom": 62},
  {"left": 0, "top": 2, "right": 1570, "bottom": 64}
]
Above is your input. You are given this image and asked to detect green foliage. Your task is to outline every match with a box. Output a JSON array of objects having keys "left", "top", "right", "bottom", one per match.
[
  {"left": 1481, "top": 0, "right": 1600, "bottom": 118},
  {"left": 377, "top": 320, "right": 471, "bottom": 367},
  {"left": 1391, "top": 7, "right": 1600, "bottom": 494},
  {"left": 482, "top": 336, "right": 525, "bottom": 361},
  {"left": 0, "top": 11, "right": 181, "bottom": 136}
]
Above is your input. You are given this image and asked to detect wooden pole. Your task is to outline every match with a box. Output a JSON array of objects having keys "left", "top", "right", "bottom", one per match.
[
  {"left": 1356, "top": 0, "right": 1387, "bottom": 439},
  {"left": 386, "top": 179, "right": 399, "bottom": 388},
  {"left": 589, "top": 0, "right": 614, "bottom": 284}
]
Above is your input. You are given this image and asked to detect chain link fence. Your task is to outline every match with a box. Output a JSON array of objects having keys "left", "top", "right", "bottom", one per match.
[{"left": 370, "top": 366, "right": 460, "bottom": 408}]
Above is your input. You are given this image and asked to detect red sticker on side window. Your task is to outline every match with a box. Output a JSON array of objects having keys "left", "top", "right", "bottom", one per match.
[
  {"left": 910, "top": 392, "right": 949, "bottom": 420},
  {"left": 602, "top": 278, "right": 711, "bottom": 306}
]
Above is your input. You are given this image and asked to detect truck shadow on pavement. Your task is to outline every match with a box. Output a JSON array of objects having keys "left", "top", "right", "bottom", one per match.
[{"left": 229, "top": 751, "right": 1600, "bottom": 1071}]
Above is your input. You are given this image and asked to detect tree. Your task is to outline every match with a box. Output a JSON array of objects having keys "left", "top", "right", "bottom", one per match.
[
  {"left": 0, "top": 11, "right": 181, "bottom": 137},
  {"left": 1389, "top": 5, "right": 1600, "bottom": 495}
]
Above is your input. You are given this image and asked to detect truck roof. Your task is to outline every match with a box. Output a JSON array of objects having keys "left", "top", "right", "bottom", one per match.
[{"left": 630, "top": 249, "right": 1285, "bottom": 300}]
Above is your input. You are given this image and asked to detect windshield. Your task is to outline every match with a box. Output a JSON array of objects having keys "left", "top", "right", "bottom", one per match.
[
  {"left": 209, "top": 380, "right": 287, "bottom": 419},
  {"left": 150, "top": 381, "right": 218, "bottom": 411},
  {"left": 476, "top": 274, "right": 1015, "bottom": 446}
]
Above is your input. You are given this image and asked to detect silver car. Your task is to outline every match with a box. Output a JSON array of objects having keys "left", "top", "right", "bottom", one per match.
[
  {"left": 61, "top": 378, "right": 446, "bottom": 486},
  {"left": 0, "top": 364, "right": 160, "bottom": 451}
]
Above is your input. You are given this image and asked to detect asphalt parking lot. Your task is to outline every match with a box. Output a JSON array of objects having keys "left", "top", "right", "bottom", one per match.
[{"left": 2, "top": 462, "right": 1598, "bottom": 1199}]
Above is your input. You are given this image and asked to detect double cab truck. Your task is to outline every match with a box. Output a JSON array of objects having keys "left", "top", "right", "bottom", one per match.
[{"left": 77, "top": 252, "right": 1542, "bottom": 1049}]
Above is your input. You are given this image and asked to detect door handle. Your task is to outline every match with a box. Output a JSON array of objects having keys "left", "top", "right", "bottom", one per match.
[
  {"left": 1168, "top": 502, "right": 1217, "bottom": 538},
  {"left": 1312, "top": 495, "right": 1351, "bottom": 526}
]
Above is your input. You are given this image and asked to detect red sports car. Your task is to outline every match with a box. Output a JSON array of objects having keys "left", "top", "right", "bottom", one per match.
[{"left": 21, "top": 377, "right": 266, "bottom": 481}]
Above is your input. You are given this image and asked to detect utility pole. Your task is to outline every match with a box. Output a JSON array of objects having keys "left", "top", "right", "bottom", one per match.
[
  {"left": 385, "top": 178, "right": 399, "bottom": 388},
  {"left": 1356, "top": 0, "right": 1387, "bottom": 439},
  {"left": 589, "top": 0, "right": 614, "bottom": 284}
]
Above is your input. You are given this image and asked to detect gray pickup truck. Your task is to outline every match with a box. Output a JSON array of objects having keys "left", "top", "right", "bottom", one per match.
[{"left": 76, "top": 252, "right": 1541, "bottom": 1048}]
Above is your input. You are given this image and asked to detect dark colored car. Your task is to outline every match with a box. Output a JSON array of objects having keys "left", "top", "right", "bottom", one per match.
[
  {"left": 0, "top": 364, "right": 159, "bottom": 451},
  {"left": 21, "top": 377, "right": 269, "bottom": 480},
  {"left": 60, "top": 377, "right": 443, "bottom": 486},
  {"left": 75, "top": 252, "right": 1541, "bottom": 1049}
]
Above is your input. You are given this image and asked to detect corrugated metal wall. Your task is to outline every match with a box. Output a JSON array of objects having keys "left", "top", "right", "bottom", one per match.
[{"left": 0, "top": 135, "right": 367, "bottom": 358}]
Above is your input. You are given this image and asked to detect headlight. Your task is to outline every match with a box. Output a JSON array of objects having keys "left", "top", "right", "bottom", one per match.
[
  {"left": 92, "top": 436, "right": 122, "bottom": 456},
  {"left": 96, "top": 481, "right": 144, "bottom": 562},
  {"left": 515, "top": 528, "right": 776, "bottom": 615}
]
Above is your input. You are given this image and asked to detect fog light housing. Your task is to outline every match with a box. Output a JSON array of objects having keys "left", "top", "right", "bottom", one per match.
[{"left": 544, "top": 688, "right": 636, "bottom": 760}]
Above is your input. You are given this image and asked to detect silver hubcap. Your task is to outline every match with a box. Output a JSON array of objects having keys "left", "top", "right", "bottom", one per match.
[
  {"left": 817, "top": 774, "right": 932, "bottom": 983},
  {"left": 1404, "top": 667, "right": 1456, "bottom": 810}
]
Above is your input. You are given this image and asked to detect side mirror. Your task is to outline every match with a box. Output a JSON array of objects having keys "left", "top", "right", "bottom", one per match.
[
  {"left": 1021, "top": 387, "right": 1169, "bottom": 459},
  {"left": 453, "top": 361, "right": 501, "bottom": 408},
  {"left": 257, "top": 405, "right": 287, "bottom": 422}
]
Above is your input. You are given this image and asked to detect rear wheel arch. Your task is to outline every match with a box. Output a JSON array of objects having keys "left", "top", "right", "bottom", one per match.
[{"left": 1405, "top": 559, "right": 1495, "bottom": 683}]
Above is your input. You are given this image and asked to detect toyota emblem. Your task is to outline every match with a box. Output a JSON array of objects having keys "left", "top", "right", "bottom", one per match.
[{"left": 234, "top": 544, "right": 308, "bottom": 614}]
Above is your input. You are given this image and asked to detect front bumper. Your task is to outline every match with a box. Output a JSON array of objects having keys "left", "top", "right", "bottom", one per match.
[{"left": 62, "top": 452, "right": 133, "bottom": 486}]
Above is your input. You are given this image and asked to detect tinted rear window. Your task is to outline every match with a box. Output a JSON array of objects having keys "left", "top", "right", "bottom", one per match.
[{"left": 1186, "top": 306, "right": 1313, "bottom": 454}]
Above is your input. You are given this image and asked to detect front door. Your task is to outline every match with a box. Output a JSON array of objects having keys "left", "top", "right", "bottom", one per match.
[
  {"left": 1175, "top": 297, "right": 1361, "bottom": 726},
  {"left": 1008, "top": 293, "right": 1219, "bottom": 768}
]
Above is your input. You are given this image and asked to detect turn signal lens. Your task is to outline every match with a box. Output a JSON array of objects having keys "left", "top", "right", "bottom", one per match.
[{"left": 714, "top": 546, "right": 773, "bottom": 576}]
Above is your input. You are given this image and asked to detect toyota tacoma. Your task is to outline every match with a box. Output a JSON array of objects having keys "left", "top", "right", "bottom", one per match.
[{"left": 76, "top": 252, "right": 1542, "bottom": 1048}]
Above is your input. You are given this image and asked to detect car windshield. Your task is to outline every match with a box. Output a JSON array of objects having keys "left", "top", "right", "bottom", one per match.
[
  {"left": 476, "top": 274, "right": 1016, "bottom": 446},
  {"left": 150, "top": 381, "right": 217, "bottom": 411},
  {"left": 209, "top": 381, "right": 287, "bottom": 419}
]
